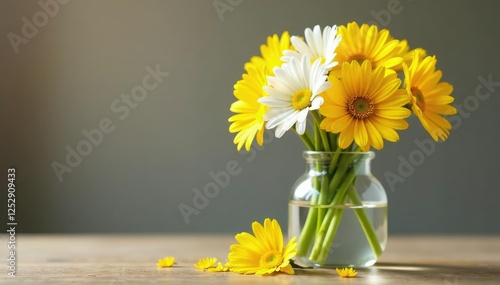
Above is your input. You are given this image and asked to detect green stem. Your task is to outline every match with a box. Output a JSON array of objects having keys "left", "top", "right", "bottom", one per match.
[
  {"left": 309, "top": 168, "right": 357, "bottom": 262},
  {"left": 327, "top": 146, "right": 342, "bottom": 174},
  {"left": 327, "top": 152, "right": 357, "bottom": 195},
  {"left": 297, "top": 130, "right": 314, "bottom": 150},
  {"left": 296, "top": 195, "right": 319, "bottom": 256},
  {"left": 316, "top": 173, "right": 330, "bottom": 228},
  {"left": 316, "top": 190, "right": 350, "bottom": 263},
  {"left": 316, "top": 149, "right": 341, "bottom": 226},
  {"left": 297, "top": 152, "right": 334, "bottom": 258},
  {"left": 295, "top": 145, "right": 323, "bottom": 256},
  {"left": 312, "top": 111, "right": 330, "bottom": 152},
  {"left": 313, "top": 121, "right": 322, "bottom": 151},
  {"left": 328, "top": 132, "right": 338, "bottom": 151},
  {"left": 347, "top": 187, "right": 383, "bottom": 257}
]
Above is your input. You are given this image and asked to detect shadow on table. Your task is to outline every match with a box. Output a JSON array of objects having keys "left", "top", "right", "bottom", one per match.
[
  {"left": 294, "top": 262, "right": 500, "bottom": 283},
  {"left": 372, "top": 262, "right": 499, "bottom": 283}
]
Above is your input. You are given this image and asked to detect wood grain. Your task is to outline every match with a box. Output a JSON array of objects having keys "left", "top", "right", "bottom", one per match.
[{"left": 1, "top": 235, "right": 499, "bottom": 284}]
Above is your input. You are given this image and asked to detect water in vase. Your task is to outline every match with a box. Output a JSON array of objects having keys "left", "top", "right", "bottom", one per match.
[{"left": 289, "top": 201, "right": 388, "bottom": 267}]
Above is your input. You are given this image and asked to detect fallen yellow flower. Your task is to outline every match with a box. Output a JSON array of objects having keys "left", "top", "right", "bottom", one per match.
[
  {"left": 194, "top": 257, "right": 218, "bottom": 270},
  {"left": 336, "top": 267, "right": 357, "bottom": 278},
  {"left": 156, "top": 256, "right": 175, "bottom": 268},
  {"left": 208, "top": 262, "right": 229, "bottom": 272}
]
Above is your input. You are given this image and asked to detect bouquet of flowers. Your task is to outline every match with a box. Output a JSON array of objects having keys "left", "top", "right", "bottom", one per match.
[{"left": 228, "top": 22, "right": 456, "bottom": 265}]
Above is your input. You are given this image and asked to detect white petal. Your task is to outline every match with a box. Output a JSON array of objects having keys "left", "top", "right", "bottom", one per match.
[
  {"left": 313, "top": 80, "right": 332, "bottom": 96},
  {"left": 281, "top": 51, "right": 300, "bottom": 63},
  {"left": 322, "top": 26, "right": 332, "bottom": 52},
  {"left": 309, "top": 58, "right": 324, "bottom": 90},
  {"left": 297, "top": 108, "right": 309, "bottom": 123},
  {"left": 310, "top": 96, "right": 324, "bottom": 110},
  {"left": 304, "top": 27, "right": 317, "bottom": 55},
  {"left": 273, "top": 110, "right": 301, "bottom": 138},
  {"left": 265, "top": 107, "right": 292, "bottom": 120},
  {"left": 279, "top": 111, "right": 300, "bottom": 134},
  {"left": 287, "top": 57, "right": 305, "bottom": 88},
  {"left": 275, "top": 123, "right": 287, "bottom": 138},
  {"left": 295, "top": 119, "right": 306, "bottom": 135},
  {"left": 258, "top": 96, "right": 291, "bottom": 107},
  {"left": 267, "top": 77, "right": 293, "bottom": 96},
  {"left": 325, "top": 60, "right": 339, "bottom": 70},
  {"left": 300, "top": 54, "right": 311, "bottom": 89},
  {"left": 272, "top": 68, "right": 301, "bottom": 92},
  {"left": 265, "top": 108, "right": 296, "bottom": 128},
  {"left": 312, "top": 25, "right": 323, "bottom": 55},
  {"left": 263, "top": 86, "right": 292, "bottom": 101},
  {"left": 290, "top": 36, "right": 311, "bottom": 56}
]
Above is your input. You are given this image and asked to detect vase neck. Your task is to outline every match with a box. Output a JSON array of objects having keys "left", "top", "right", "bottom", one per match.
[{"left": 303, "top": 151, "right": 373, "bottom": 176}]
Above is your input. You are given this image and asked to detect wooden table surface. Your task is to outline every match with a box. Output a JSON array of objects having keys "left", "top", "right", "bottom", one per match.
[{"left": 1, "top": 234, "right": 499, "bottom": 284}]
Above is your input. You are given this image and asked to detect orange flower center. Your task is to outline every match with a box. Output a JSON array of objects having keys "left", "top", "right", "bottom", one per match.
[{"left": 348, "top": 96, "right": 374, "bottom": 119}]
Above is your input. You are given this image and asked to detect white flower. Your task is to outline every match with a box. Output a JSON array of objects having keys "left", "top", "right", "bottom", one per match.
[
  {"left": 283, "top": 25, "right": 341, "bottom": 71},
  {"left": 258, "top": 54, "right": 331, "bottom": 138}
]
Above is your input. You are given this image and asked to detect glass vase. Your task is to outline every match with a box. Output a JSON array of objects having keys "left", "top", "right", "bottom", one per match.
[{"left": 288, "top": 151, "right": 387, "bottom": 267}]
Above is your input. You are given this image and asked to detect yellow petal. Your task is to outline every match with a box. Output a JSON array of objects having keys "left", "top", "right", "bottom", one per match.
[{"left": 279, "top": 264, "right": 295, "bottom": 275}]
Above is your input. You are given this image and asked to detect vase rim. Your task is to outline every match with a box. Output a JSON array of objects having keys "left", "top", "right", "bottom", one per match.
[
  {"left": 302, "top": 150, "right": 375, "bottom": 160},
  {"left": 303, "top": 150, "right": 375, "bottom": 155}
]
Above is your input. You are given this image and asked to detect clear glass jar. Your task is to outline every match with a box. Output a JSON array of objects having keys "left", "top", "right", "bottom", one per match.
[{"left": 288, "top": 151, "right": 387, "bottom": 267}]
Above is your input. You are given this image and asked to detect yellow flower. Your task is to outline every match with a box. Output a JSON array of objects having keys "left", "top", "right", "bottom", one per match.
[
  {"left": 156, "top": 256, "right": 175, "bottom": 268},
  {"left": 403, "top": 53, "right": 457, "bottom": 141},
  {"left": 208, "top": 262, "right": 229, "bottom": 272},
  {"left": 244, "top": 31, "right": 292, "bottom": 75},
  {"left": 229, "top": 31, "right": 292, "bottom": 151},
  {"left": 320, "top": 61, "right": 411, "bottom": 152},
  {"left": 227, "top": 218, "right": 297, "bottom": 275},
  {"left": 332, "top": 22, "right": 406, "bottom": 77},
  {"left": 336, "top": 267, "right": 357, "bottom": 278},
  {"left": 229, "top": 65, "right": 268, "bottom": 151},
  {"left": 392, "top": 40, "right": 427, "bottom": 72},
  {"left": 194, "top": 257, "right": 218, "bottom": 270},
  {"left": 402, "top": 47, "right": 427, "bottom": 70}
]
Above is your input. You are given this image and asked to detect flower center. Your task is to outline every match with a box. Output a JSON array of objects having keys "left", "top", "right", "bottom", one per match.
[
  {"left": 411, "top": 87, "right": 425, "bottom": 111},
  {"left": 349, "top": 54, "right": 370, "bottom": 66},
  {"left": 348, "top": 96, "right": 374, "bottom": 119},
  {"left": 259, "top": 251, "right": 284, "bottom": 269},
  {"left": 292, "top": 89, "right": 313, "bottom": 110}
]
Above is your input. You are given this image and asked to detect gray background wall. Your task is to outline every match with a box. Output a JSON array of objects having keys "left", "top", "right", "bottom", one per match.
[{"left": 1, "top": 0, "right": 499, "bottom": 234}]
